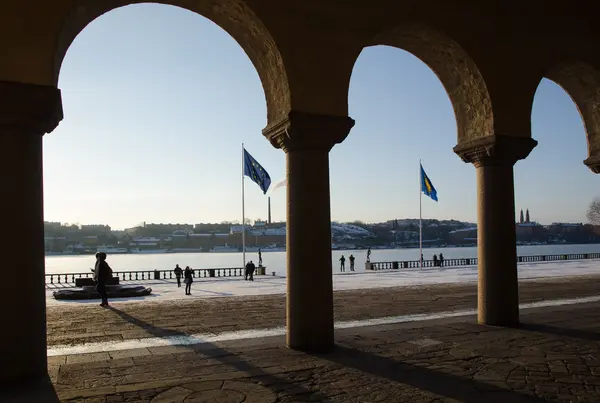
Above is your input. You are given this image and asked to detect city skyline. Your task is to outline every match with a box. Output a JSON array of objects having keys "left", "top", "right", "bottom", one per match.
[
  {"left": 43, "top": 4, "right": 598, "bottom": 230},
  {"left": 48, "top": 206, "right": 587, "bottom": 231}
]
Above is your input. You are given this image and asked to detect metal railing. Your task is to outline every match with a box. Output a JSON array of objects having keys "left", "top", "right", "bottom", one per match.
[
  {"left": 45, "top": 267, "right": 259, "bottom": 285},
  {"left": 367, "top": 252, "right": 600, "bottom": 271}
]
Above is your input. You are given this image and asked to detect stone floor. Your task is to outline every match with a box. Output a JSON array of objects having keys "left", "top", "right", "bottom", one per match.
[
  {"left": 3, "top": 275, "right": 598, "bottom": 402},
  {"left": 44, "top": 300, "right": 600, "bottom": 402},
  {"left": 47, "top": 275, "right": 600, "bottom": 347}
]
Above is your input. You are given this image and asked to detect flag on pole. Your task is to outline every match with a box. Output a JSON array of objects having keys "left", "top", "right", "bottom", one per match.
[
  {"left": 420, "top": 163, "right": 438, "bottom": 202},
  {"left": 243, "top": 149, "right": 271, "bottom": 194}
]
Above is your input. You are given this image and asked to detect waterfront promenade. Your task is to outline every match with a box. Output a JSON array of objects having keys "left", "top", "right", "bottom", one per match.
[
  {"left": 46, "top": 274, "right": 600, "bottom": 349},
  {"left": 34, "top": 274, "right": 600, "bottom": 402}
]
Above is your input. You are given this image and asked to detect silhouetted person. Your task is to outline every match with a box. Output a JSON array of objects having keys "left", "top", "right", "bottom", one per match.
[
  {"left": 366, "top": 247, "right": 371, "bottom": 263},
  {"left": 439, "top": 253, "right": 444, "bottom": 267},
  {"left": 349, "top": 254, "right": 355, "bottom": 271},
  {"left": 258, "top": 249, "right": 262, "bottom": 266},
  {"left": 94, "top": 252, "right": 112, "bottom": 307},
  {"left": 245, "top": 260, "right": 256, "bottom": 281},
  {"left": 339, "top": 255, "right": 346, "bottom": 272},
  {"left": 433, "top": 254, "right": 438, "bottom": 267},
  {"left": 174, "top": 264, "right": 183, "bottom": 287},
  {"left": 184, "top": 266, "right": 193, "bottom": 295}
]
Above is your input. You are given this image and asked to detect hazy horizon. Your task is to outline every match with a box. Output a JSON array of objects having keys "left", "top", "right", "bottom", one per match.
[{"left": 44, "top": 4, "right": 598, "bottom": 230}]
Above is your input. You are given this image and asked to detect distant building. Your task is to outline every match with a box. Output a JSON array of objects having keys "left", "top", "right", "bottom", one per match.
[{"left": 81, "top": 224, "right": 111, "bottom": 233}]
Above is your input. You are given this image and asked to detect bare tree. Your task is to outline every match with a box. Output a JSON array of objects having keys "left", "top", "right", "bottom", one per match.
[{"left": 587, "top": 197, "right": 600, "bottom": 225}]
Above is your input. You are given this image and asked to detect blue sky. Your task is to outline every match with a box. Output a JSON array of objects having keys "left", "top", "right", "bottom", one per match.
[{"left": 44, "top": 4, "right": 597, "bottom": 230}]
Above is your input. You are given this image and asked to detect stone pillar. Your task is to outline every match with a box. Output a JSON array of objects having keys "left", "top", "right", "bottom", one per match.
[
  {"left": 264, "top": 111, "right": 354, "bottom": 352},
  {"left": 0, "top": 81, "right": 63, "bottom": 382},
  {"left": 454, "top": 135, "right": 537, "bottom": 326}
]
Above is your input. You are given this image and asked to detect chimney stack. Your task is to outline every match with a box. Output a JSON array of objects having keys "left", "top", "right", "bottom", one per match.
[{"left": 268, "top": 197, "right": 272, "bottom": 224}]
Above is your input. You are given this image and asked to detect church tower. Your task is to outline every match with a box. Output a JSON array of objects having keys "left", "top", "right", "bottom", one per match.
[
  {"left": 519, "top": 209, "right": 524, "bottom": 224},
  {"left": 525, "top": 208, "right": 530, "bottom": 223}
]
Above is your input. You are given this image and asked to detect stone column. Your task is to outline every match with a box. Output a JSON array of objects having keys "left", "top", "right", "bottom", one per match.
[
  {"left": 454, "top": 135, "right": 537, "bottom": 326},
  {"left": 0, "top": 81, "right": 63, "bottom": 382},
  {"left": 264, "top": 111, "right": 354, "bottom": 352}
]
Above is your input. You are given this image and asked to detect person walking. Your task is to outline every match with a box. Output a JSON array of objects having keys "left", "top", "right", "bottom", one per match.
[
  {"left": 258, "top": 249, "right": 263, "bottom": 266},
  {"left": 339, "top": 255, "right": 346, "bottom": 272},
  {"left": 349, "top": 254, "right": 355, "bottom": 271},
  {"left": 245, "top": 260, "right": 256, "bottom": 281},
  {"left": 366, "top": 247, "right": 371, "bottom": 263},
  {"left": 174, "top": 264, "right": 183, "bottom": 287},
  {"left": 184, "top": 266, "right": 193, "bottom": 295},
  {"left": 94, "top": 252, "right": 112, "bottom": 307}
]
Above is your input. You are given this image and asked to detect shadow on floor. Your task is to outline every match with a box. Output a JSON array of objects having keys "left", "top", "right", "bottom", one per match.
[
  {"left": 107, "top": 306, "right": 325, "bottom": 401},
  {"left": 518, "top": 322, "right": 600, "bottom": 341},
  {"left": 108, "top": 306, "right": 549, "bottom": 402},
  {"left": 318, "top": 344, "right": 545, "bottom": 403}
]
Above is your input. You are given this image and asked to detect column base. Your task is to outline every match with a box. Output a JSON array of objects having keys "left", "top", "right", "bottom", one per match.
[
  {"left": 0, "top": 375, "right": 59, "bottom": 403},
  {"left": 477, "top": 318, "right": 520, "bottom": 327},
  {"left": 287, "top": 342, "right": 336, "bottom": 354}
]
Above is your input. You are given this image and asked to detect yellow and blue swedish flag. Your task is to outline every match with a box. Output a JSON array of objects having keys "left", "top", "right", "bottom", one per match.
[
  {"left": 244, "top": 149, "right": 271, "bottom": 194},
  {"left": 420, "top": 163, "right": 438, "bottom": 202}
]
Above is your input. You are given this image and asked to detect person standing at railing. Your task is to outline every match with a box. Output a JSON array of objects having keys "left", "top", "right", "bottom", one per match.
[
  {"left": 93, "top": 252, "right": 112, "bottom": 307},
  {"left": 174, "top": 264, "right": 183, "bottom": 288},
  {"left": 439, "top": 253, "right": 444, "bottom": 267},
  {"left": 433, "top": 254, "right": 438, "bottom": 267},
  {"left": 349, "top": 254, "right": 355, "bottom": 271},
  {"left": 339, "top": 255, "right": 346, "bottom": 272},
  {"left": 366, "top": 247, "right": 371, "bottom": 263},
  {"left": 184, "top": 266, "right": 193, "bottom": 295}
]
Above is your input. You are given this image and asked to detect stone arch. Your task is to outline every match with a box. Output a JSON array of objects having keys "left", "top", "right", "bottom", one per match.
[
  {"left": 361, "top": 24, "right": 493, "bottom": 142},
  {"left": 542, "top": 61, "right": 600, "bottom": 172},
  {"left": 52, "top": 0, "right": 290, "bottom": 123}
]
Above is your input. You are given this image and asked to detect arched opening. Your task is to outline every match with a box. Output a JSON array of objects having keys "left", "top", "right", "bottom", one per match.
[
  {"left": 53, "top": 0, "right": 290, "bottom": 123},
  {"left": 334, "top": 24, "right": 491, "bottom": 273},
  {"left": 369, "top": 25, "right": 493, "bottom": 142},
  {"left": 545, "top": 62, "right": 600, "bottom": 171},
  {"left": 514, "top": 62, "right": 600, "bottom": 249},
  {"left": 44, "top": 3, "right": 286, "bottom": 345}
]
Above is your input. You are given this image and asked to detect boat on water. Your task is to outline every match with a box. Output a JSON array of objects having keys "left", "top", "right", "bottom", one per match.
[
  {"left": 166, "top": 248, "right": 204, "bottom": 253},
  {"left": 245, "top": 243, "right": 285, "bottom": 253},
  {"left": 129, "top": 248, "right": 169, "bottom": 254},
  {"left": 209, "top": 245, "right": 240, "bottom": 253},
  {"left": 96, "top": 246, "right": 129, "bottom": 254}
]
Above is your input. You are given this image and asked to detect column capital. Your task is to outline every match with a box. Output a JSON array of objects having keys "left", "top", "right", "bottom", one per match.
[
  {"left": 584, "top": 156, "right": 600, "bottom": 173},
  {"left": 262, "top": 110, "right": 355, "bottom": 152},
  {"left": 453, "top": 135, "right": 538, "bottom": 167},
  {"left": 0, "top": 81, "right": 63, "bottom": 135}
]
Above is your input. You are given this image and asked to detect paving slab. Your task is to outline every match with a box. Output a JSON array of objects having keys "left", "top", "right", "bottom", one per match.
[{"left": 41, "top": 300, "right": 600, "bottom": 402}]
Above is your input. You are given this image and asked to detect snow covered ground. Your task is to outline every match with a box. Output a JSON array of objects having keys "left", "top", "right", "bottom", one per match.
[{"left": 46, "top": 259, "right": 600, "bottom": 306}]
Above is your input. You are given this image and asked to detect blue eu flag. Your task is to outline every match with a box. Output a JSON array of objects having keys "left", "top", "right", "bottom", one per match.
[
  {"left": 420, "top": 163, "right": 438, "bottom": 202},
  {"left": 244, "top": 149, "right": 271, "bottom": 194}
]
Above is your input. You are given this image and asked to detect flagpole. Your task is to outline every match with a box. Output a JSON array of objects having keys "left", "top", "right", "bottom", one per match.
[
  {"left": 242, "top": 143, "right": 246, "bottom": 268},
  {"left": 419, "top": 159, "right": 423, "bottom": 269}
]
